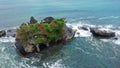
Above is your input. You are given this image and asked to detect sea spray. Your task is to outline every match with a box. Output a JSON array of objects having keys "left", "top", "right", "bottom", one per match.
[
  {"left": 0, "top": 36, "right": 15, "bottom": 43},
  {"left": 66, "top": 22, "right": 120, "bottom": 45}
]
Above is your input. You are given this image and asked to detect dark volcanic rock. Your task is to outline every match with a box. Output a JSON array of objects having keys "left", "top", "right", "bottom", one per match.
[
  {"left": 65, "top": 26, "right": 76, "bottom": 40},
  {"left": 15, "top": 43, "right": 26, "bottom": 56},
  {"left": 38, "top": 43, "right": 48, "bottom": 51},
  {"left": 44, "top": 17, "right": 54, "bottom": 24},
  {"left": 0, "top": 30, "right": 6, "bottom": 37},
  {"left": 21, "top": 23, "right": 27, "bottom": 26},
  {"left": 55, "top": 26, "right": 76, "bottom": 43},
  {"left": 6, "top": 29, "right": 17, "bottom": 37},
  {"left": 114, "top": 37, "right": 118, "bottom": 40},
  {"left": 15, "top": 39, "right": 28, "bottom": 56},
  {"left": 30, "top": 16, "right": 38, "bottom": 24},
  {"left": 78, "top": 26, "right": 89, "bottom": 31},
  {"left": 15, "top": 25, "right": 76, "bottom": 56},
  {"left": 90, "top": 28, "right": 115, "bottom": 38},
  {"left": 0, "top": 29, "right": 16, "bottom": 37}
]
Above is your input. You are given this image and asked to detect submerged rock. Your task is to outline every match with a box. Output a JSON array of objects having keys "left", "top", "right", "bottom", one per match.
[
  {"left": 90, "top": 28, "right": 115, "bottom": 38},
  {"left": 0, "top": 30, "right": 6, "bottom": 37}
]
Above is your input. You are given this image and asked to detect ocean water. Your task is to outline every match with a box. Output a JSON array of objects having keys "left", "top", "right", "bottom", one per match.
[{"left": 0, "top": 0, "right": 120, "bottom": 68}]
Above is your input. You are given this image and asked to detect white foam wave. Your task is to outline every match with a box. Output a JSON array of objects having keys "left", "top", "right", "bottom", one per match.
[
  {"left": 100, "top": 38, "right": 120, "bottom": 45},
  {"left": 100, "top": 39, "right": 110, "bottom": 42},
  {"left": 104, "top": 25, "right": 113, "bottom": 28},
  {"left": 98, "top": 16, "right": 120, "bottom": 20},
  {"left": 0, "top": 37, "right": 15, "bottom": 43},
  {"left": 68, "top": 21, "right": 96, "bottom": 27},
  {"left": 66, "top": 22, "right": 92, "bottom": 37},
  {"left": 67, "top": 21, "right": 120, "bottom": 38},
  {"left": 47, "top": 60, "right": 65, "bottom": 68},
  {"left": 98, "top": 25, "right": 116, "bottom": 32},
  {"left": 75, "top": 29, "right": 92, "bottom": 37},
  {"left": 114, "top": 39, "right": 120, "bottom": 45},
  {"left": 87, "top": 16, "right": 96, "bottom": 19}
]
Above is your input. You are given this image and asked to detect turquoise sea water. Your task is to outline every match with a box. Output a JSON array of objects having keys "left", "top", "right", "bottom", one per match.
[{"left": 0, "top": 0, "right": 120, "bottom": 68}]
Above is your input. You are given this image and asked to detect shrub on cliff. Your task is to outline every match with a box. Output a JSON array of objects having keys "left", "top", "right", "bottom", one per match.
[{"left": 16, "top": 18, "right": 66, "bottom": 45}]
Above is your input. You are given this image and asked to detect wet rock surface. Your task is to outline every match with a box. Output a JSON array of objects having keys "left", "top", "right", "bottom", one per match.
[
  {"left": 0, "top": 29, "right": 16, "bottom": 38},
  {"left": 15, "top": 39, "right": 28, "bottom": 56},
  {"left": 64, "top": 26, "right": 76, "bottom": 41},
  {"left": 90, "top": 28, "right": 115, "bottom": 38},
  {"left": 6, "top": 29, "right": 17, "bottom": 37},
  {"left": 78, "top": 25, "right": 89, "bottom": 31},
  {"left": 0, "top": 30, "right": 6, "bottom": 37}
]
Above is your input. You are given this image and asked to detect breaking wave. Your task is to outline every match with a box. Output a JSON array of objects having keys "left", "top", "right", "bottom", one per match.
[
  {"left": 0, "top": 21, "right": 119, "bottom": 68},
  {"left": 66, "top": 21, "right": 120, "bottom": 45},
  {"left": 98, "top": 16, "right": 120, "bottom": 20},
  {"left": 0, "top": 36, "right": 15, "bottom": 43}
]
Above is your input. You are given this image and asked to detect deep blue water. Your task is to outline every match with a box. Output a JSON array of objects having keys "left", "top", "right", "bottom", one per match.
[{"left": 0, "top": 0, "right": 120, "bottom": 68}]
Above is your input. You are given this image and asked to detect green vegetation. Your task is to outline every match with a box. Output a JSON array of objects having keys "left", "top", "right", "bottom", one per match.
[{"left": 17, "top": 18, "right": 66, "bottom": 45}]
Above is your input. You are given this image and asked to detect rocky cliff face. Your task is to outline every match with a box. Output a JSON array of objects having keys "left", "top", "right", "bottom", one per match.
[
  {"left": 15, "top": 17, "right": 76, "bottom": 56},
  {"left": 0, "top": 16, "right": 116, "bottom": 57}
]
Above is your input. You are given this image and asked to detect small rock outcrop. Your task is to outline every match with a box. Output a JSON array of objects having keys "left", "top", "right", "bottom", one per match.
[
  {"left": 0, "top": 29, "right": 16, "bottom": 37},
  {"left": 15, "top": 16, "right": 76, "bottom": 56},
  {"left": 6, "top": 29, "right": 16, "bottom": 37},
  {"left": 30, "top": 16, "right": 38, "bottom": 24},
  {"left": 0, "top": 30, "right": 6, "bottom": 37},
  {"left": 78, "top": 26, "right": 89, "bottom": 31},
  {"left": 90, "top": 28, "right": 115, "bottom": 38},
  {"left": 43, "top": 17, "right": 54, "bottom": 24}
]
